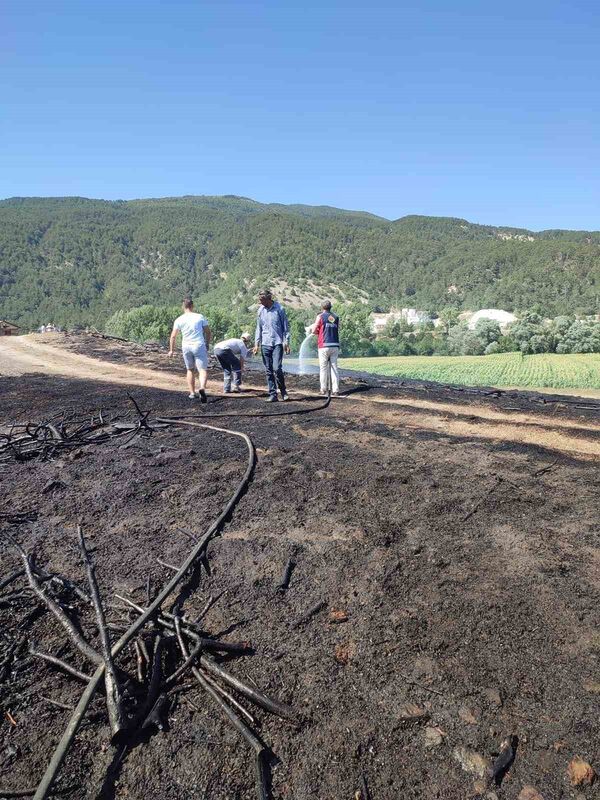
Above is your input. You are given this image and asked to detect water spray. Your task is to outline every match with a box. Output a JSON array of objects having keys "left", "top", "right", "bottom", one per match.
[{"left": 298, "top": 324, "right": 316, "bottom": 375}]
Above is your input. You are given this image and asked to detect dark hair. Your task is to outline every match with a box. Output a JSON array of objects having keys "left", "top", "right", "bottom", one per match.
[
  {"left": 322, "top": 300, "right": 332, "bottom": 311},
  {"left": 258, "top": 289, "right": 272, "bottom": 300},
  {"left": 183, "top": 298, "right": 194, "bottom": 310}
]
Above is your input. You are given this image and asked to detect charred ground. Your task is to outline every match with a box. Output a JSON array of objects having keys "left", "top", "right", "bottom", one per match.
[{"left": 1, "top": 335, "right": 599, "bottom": 800}]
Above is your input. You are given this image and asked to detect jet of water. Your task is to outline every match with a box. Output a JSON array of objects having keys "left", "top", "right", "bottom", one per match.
[{"left": 298, "top": 332, "right": 316, "bottom": 375}]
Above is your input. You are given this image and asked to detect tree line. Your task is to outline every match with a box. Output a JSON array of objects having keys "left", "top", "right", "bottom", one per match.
[
  {"left": 104, "top": 303, "right": 600, "bottom": 357},
  {"left": 373, "top": 312, "right": 600, "bottom": 357}
]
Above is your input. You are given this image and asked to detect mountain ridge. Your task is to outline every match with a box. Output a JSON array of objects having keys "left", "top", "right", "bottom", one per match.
[
  {"left": 0, "top": 195, "right": 598, "bottom": 329},
  {"left": 3, "top": 194, "right": 600, "bottom": 235}
]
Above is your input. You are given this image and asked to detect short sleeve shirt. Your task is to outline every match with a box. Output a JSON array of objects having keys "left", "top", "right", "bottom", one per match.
[
  {"left": 173, "top": 312, "right": 209, "bottom": 348},
  {"left": 214, "top": 338, "right": 250, "bottom": 359}
]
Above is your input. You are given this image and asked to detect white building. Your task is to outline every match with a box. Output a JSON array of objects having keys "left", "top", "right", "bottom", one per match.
[
  {"left": 371, "top": 308, "right": 431, "bottom": 334},
  {"left": 466, "top": 309, "right": 517, "bottom": 332},
  {"left": 371, "top": 313, "right": 393, "bottom": 334}
]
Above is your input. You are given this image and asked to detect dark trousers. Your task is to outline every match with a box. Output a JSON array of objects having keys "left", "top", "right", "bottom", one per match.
[
  {"left": 261, "top": 344, "right": 287, "bottom": 398},
  {"left": 215, "top": 349, "right": 242, "bottom": 391}
]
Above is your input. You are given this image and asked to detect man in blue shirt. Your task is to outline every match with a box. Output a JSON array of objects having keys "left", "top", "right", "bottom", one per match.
[{"left": 253, "top": 289, "right": 291, "bottom": 402}]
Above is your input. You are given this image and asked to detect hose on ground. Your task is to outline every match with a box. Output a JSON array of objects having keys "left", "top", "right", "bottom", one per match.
[
  {"left": 33, "top": 420, "right": 255, "bottom": 800},
  {"left": 164, "top": 392, "right": 331, "bottom": 420}
]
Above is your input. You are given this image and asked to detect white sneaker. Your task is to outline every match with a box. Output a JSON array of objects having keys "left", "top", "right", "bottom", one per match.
[
  {"left": 232, "top": 385, "right": 241, "bottom": 393},
  {"left": 188, "top": 393, "right": 196, "bottom": 399}
]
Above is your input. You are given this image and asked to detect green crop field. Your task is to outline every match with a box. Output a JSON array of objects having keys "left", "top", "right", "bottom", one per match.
[{"left": 338, "top": 352, "right": 600, "bottom": 392}]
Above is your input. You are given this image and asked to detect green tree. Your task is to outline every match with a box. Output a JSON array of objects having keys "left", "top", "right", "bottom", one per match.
[
  {"left": 437, "top": 307, "right": 460, "bottom": 334},
  {"left": 447, "top": 324, "right": 485, "bottom": 356},
  {"left": 474, "top": 318, "right": 502, "bottom": 346},
  {"left": 556, "top": 320, "right": 600, "bottom": 353},
  {"left": 508, "top": 312, "right": 553, "bottom": 354},
  {"left": 105, "top": 305, "right": 178, "bottom": 343},
  {"left": 337, "top": 304, "right": 375, "bottom": 356},
  {"left": 2, "top": 196, "right": 600, "bottom": 331}
]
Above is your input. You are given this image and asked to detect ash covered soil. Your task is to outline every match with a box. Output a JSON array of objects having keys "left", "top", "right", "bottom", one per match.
[{"left": 1, "top": 335, "right": 599, "bottom": 800}]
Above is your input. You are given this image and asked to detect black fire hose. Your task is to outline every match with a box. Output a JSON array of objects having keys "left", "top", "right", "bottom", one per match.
[
  {"left": 163, "top": 392, "right": 331, "bottom": 420},
  {"left": 33, "top": 388, "right": 334, "bottom": 799},
  {"left": 33, "top": 419, "right": 255, "bottom": 800}
]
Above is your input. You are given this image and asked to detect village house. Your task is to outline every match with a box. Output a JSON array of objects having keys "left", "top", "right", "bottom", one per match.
[
  {"left": 371, "top": 308, "right": 431, "bottom": 334},
  {"left": 372, "top": 308, "right": 519, "bottom": 336}
]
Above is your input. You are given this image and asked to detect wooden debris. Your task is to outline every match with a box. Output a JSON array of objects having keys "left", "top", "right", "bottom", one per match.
[
  {"left": 8, "top": 536, "right": 101, "bottom": 666},
  {"left": 78, "top": 525, "right": 125, "bottom": 740},
  {"left": 292, "top": 600, "right": 326, "bottom": 628},
  {"left": 29, "top": 648, "right": 93, "bottom": 683},
  {"left": 488, "top": 735, "right": 517, "bottom": 785},
  {"left": 275, "top": 558, "right": 296, "bottom": 594}
]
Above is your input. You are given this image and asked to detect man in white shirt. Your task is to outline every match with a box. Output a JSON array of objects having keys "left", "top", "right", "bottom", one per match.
[
  {"left": 168, "top": 298, "right": 212, "bottom": 402},
  {"left": 213, "top": 333, "right": 251, "bottom": 394}
]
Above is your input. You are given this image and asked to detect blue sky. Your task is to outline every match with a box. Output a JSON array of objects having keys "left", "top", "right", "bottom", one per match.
[{"left": 2, "top": 0, "right": 599, "bottom": 229}]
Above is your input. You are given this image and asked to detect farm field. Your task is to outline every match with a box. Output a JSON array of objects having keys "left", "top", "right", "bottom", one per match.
[{"left": 340, "top": 351, "right": 600, "bottom": 392}]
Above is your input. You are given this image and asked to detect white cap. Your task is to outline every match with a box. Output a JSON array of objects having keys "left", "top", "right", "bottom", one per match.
[{"left": 241, "top": 332, "right": 251, "bottom": 341}]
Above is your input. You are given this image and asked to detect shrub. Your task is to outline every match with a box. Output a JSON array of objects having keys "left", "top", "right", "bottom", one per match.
[
  {"left": 105, "top": 305, "right": 178, "bottom": 343},
  {"left": 474, "top": 318, "right": 502, "bottom": 345},
  {"left": 556, "top": 320, "right": 600, "bottom": 353},
  {"left": 447, "top": 325, "right": 485, "bottom": 356}
]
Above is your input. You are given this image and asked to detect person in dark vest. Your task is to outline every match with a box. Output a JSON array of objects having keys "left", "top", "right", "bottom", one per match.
[{"left": 311, "top": 300, "right": 340, "bottom": 395}]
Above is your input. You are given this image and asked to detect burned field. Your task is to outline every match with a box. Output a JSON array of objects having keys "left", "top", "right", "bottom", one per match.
[{"left": 1, "top": 341, "right": 599, "bottom": 799}]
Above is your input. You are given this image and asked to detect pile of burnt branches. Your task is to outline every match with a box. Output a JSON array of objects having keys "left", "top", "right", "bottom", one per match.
[
  {"left": 0, "top": 398, "right": 162, "bottom": 466},
  {"left": 0, "top": 409, "right": 296, "bottom": 800},
  {"left": 0, "top": 520, "right": 293, "bottom": 799}
]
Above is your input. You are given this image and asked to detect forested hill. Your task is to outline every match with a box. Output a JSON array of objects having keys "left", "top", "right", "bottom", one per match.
[{"left": 1, "top": 195, "right": 599, "bottom": 329}]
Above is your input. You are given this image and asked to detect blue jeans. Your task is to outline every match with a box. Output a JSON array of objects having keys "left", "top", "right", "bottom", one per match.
[
  {"left": 261, "top": 344, "right": 287, "bottom": 398},
  {"left": 215, "top": 349, "right": 242, "bottom": 391}
]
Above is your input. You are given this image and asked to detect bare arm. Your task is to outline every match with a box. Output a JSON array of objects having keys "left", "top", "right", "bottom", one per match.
[
  {"left": 282, "top": 308, "right": 291, "bottom": 353},
  {"left": 253, "top": 313, "right": 262, "bottom": 355},
  {"left": 203, "top": 325, "right": 211, "bottom": 349},
  {"left": 168, "top": 328, "right": 178, "bottom": 356}
]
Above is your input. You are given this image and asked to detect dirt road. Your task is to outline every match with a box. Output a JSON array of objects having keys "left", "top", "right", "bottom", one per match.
[{"left": 0, "top": 333, "right": 186, "bottom": 388}]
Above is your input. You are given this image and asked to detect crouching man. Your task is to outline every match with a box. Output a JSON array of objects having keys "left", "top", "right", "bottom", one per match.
[
  {"left": 168, "top": 298, "right": 211, "bottom": 402},
  {"left": 213, "top": 332, "right": 252, "bottom": 394}
]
